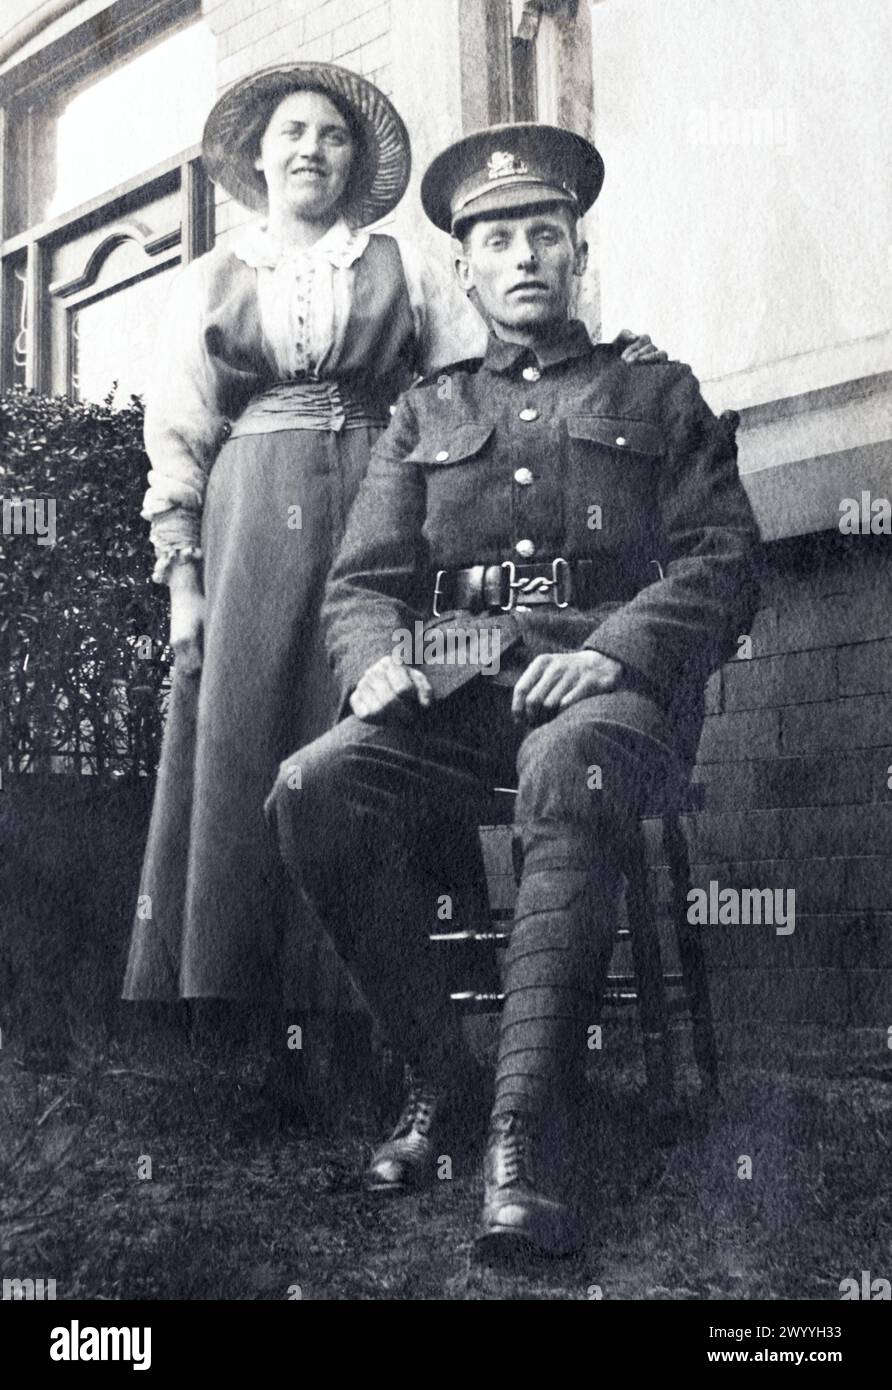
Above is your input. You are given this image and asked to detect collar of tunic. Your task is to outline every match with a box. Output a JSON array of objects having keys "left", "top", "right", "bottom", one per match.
[{"left": 483, "top": 318, "right": 593, "bottom": 373}]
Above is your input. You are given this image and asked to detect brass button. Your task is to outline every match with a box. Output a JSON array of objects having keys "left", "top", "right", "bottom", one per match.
[
  {"left": 434, "top": 449, "right": 450, "bottom": 462},
  {"left": 514, "top": 467, "right": 534, "bottom": 486},
  {"left": 518, "top": 407, "right": 539, "bottom": 422},
  {"left": 615, "top": 435, "right": 627, "bottom": 447},
  {"left": 522, "top": 365, "right": 541, "bottom": 382},
  {"left": 515, "top": 539, "right": 535, "bottom": 558}
]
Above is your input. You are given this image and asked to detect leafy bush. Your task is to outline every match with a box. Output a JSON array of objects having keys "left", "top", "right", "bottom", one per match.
[{"left": 0, "top": 388, "right": 170, "bottom": 779}]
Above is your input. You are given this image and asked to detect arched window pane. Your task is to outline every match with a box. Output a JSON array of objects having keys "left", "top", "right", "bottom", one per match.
[{"left": 70, "top": 267, "right": 176, "bottom": 406}]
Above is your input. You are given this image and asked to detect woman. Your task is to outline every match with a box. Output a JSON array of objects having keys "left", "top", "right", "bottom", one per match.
[{"left": 123, "top": 61, "right": 664, "bottom": 1014}]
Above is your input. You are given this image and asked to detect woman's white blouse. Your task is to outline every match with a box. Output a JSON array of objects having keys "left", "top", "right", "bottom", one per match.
[{"left": 143, "top": 218, "right": 488, "bottom": 582}]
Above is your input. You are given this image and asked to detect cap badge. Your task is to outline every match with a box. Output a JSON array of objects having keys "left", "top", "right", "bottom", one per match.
[{"left": 486, "top": 151, "right": 529, "bottom": 181}]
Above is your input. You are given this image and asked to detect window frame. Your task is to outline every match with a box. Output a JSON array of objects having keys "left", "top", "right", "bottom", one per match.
[{"left": 0, "top": 0, "right": 213, "bottom": 396}]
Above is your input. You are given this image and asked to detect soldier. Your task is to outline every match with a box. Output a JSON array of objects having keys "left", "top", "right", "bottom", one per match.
[{"left": 266, "top": 123, "right": 760, "bottom": 1260}]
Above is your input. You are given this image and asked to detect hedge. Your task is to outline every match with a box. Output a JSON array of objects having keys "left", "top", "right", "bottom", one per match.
[{"left": 0, "top": 387, "right": 170, "bottom": 780}]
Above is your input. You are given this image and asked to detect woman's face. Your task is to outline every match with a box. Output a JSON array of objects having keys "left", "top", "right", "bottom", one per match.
[{"left": 255, "top": 89, "right": 355, "bottom": 223}]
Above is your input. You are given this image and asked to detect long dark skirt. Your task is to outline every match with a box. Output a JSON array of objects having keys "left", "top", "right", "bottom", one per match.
[{"left": 123, "top": 422, "right": 378, "bottom": 1002}]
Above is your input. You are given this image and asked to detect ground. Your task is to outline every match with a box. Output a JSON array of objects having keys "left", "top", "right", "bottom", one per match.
[{"left": 2, "top": 1031, "right": 890, "bottom": 1302}]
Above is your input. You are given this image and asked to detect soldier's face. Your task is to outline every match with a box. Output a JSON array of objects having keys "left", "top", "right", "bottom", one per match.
[{"left": 455, "top": 209, "right": 587, "bottom": 335}]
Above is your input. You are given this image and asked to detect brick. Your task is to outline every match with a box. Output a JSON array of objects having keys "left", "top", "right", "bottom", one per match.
[
  {"left": 218, "top": 0, "right": 303, "bottom": 56},
  {"left": 685, "top": 808, "right": 785, "bottom": 861},
  {"left": 751, "top": 748, "right": 892, "bottom": 807},
  {"left": 775, "top": 587, "right": 892, "bottom": 654},
  {"left": 297, "top": 31, "right": 335, "bottom": 60},
  {"left": 692, "top": 761, "right": 759, "bottom": 810},
  {"left": 656, "top": 855, "right": 892, "bottom": 915},
  {"left": 780, "top": 693, "right": 892, "bottom": 754},
  {"left": 694, "top": 747, "right": 892, "bottom": 810},
  {"left": 701, "top": 857, "right": 850, "bottom": 914},
  {"left": 204, "top": 0, "right": 248, "bottom": 15},
  {"left": 696, "top": 708, "right": 780, "bottom": 763},
  {"left": 219, "top": 31, "right": 305, "bottom": 87},
  {"left": 359, "top": 33, "right": 390, "bottom": 74},
  {"left": 332, "top": 3, "right": 390, "bottom": 56},
  {"left": 722, "top": 648, "right": 837, "bottom": 711},
  {"left": 304, "top": 0, "right": 357, "bottom": 41},
  {"left": 775, "top": 804, "right": 892, "bottom": 858},
  {"left": 838, "top": 639, "right": 892, "bottom": 696},
  {"left": 845, "top": 858, "right": 892, "bottom": 911},
  {"left": 334, "top": 45, "right": 363, "bottom": 72},
  {"left": 673, "top": 803, "right": 891, "bottom": 862},
  {"left": 767, "top": 540, "right": 890, "bottom": 602}
]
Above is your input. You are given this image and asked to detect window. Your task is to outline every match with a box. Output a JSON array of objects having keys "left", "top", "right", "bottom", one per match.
[
  {"left": 1, "top": 2, "right": 216, "bottom": 404},
  {"left": 461, "top": 0, "right": 569, "bottom": 129}
]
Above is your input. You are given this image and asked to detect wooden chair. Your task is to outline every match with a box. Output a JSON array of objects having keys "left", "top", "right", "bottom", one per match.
[{"left": 430, "top": 780, "right": 719, "bottom": 1104}]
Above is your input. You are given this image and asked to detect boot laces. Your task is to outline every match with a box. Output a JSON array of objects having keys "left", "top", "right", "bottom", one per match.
[
  {"left": 498, "top": 1114, "right": 535, "bottom": 1186},
  {"left": 392, "top": 1084, "right": 436, "bottom": 1139}
]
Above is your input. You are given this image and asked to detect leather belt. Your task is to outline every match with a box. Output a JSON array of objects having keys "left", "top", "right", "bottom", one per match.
[{"left": 432, "top": 557, "right": 655, "bottom": 617}]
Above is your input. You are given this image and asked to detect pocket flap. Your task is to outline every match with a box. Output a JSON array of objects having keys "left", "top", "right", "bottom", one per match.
[
  {"left": 567, "top": 415, "right": 663, "bottom": 457},
  {"left": 406, "top": 422, "right": 495, "bottom": 465}
]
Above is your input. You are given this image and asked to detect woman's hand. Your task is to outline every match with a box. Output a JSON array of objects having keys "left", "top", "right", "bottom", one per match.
[
  {"left": 612, "top": 329, "right": 669, "bottom": 364},
  {"left": 168, "top": 561, "right": 205, "bottom": 676}
]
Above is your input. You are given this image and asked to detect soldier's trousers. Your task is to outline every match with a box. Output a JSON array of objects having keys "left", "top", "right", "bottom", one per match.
[{"left": 265, "top": 678, "right": 673, "bottom": 1116}]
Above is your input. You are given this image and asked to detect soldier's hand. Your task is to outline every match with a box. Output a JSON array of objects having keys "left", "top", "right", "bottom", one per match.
[
  {"left": 612, "top": 328, "right": 669, "bottom": 364},
  {"left": 511, "top": 649, "right": 623, "bottom": 722},
  {"left": 350, "top": 653, "right": 434, "bottom": 724}
]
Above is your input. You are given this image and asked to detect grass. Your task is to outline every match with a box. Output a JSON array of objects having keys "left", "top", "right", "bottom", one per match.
[{"left": 2, "top": 1029, "right": 890, "bottom": 1302}]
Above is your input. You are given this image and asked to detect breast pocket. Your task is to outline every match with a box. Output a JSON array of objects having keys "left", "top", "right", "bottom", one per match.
[
  {"left": 409, "top": 423, "right": 501, "bottom": 555},
  {"left": 566, "top": 414, "right": 663, "bottom": 554}
]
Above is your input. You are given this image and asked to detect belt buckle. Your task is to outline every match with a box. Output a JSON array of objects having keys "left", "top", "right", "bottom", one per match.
[
  {"left": 499, "top": 560, "right": 517, "bottom": 612},
  {"left": 551, "top": 556, "right": 570, "bottom": 608},
  {"left": 499, "top": 557, "right": 570, "bottom": 610}
]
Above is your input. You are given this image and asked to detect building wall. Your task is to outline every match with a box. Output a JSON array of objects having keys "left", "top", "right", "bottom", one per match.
[
  {"left": 586, "top": 0, "right": 892, "bottom": 1052},
  {"left": 683, "top": 537, "right": 892, "bottom": 1051}
]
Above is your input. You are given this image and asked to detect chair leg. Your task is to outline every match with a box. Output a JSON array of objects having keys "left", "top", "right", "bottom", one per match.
[
  {"left": 624, "top": 825, "right": 676, "bottom": 1104},
  {"left": 664, "top": 812, "right": 720, "bottom": 1095}
]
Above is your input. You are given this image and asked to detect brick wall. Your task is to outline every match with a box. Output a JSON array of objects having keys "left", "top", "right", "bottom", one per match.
[
  {"left": 202, "top": 0, "right": 392, "bottom": 240},
  {"left": 669, "top": 532, "right": 892, "bottom": 1047}
]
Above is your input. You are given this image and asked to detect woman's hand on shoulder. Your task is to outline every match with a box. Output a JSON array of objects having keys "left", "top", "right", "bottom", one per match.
[{"left": 612, "top": 328, "right": 669, "bottom": 364}]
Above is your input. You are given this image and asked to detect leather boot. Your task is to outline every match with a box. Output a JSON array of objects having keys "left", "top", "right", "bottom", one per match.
[
  {"left": 475, "top": 1111, "right": 581, "bottom": 1259},
  {"left": 364, "top": 1076, "right": 442, "bottom": 1193},
  {"left": 364, "top": 1066, "right": 490, "bottom": 1194}
]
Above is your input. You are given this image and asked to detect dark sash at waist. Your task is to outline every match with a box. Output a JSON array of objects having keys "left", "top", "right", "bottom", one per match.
[{"left": 228, "top": 379, "right": 389, "bottom": 438}]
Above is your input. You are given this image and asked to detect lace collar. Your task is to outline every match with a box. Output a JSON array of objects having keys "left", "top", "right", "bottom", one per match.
[{"left": 231, "top": 218, "right": 371, "bottom": 270}]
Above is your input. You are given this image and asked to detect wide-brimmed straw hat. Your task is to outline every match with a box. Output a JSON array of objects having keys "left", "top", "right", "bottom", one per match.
[{"left": 202, "top": 62, "right": 411, "bottom": 226}]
